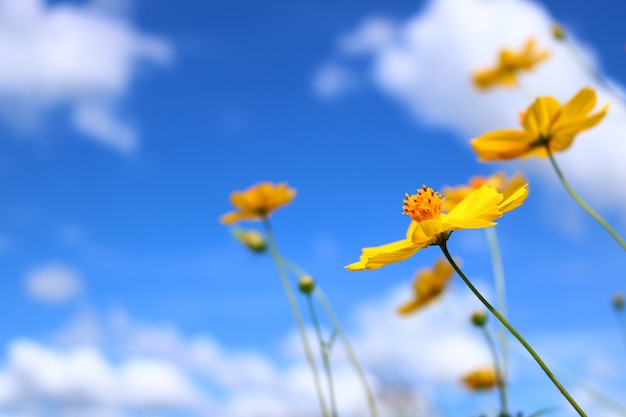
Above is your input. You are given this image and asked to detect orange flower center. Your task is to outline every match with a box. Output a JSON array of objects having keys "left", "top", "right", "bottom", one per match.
[{"left": 403, "top": 185, "right": 443, "bottom": 222}]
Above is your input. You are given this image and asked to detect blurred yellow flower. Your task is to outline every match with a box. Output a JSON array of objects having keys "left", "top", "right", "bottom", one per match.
[
  {"left": 473, "top": 38, "right": 550, "bottom": 90},
  {"left": 471, "top": 87, "right": 608, "bottom": 161},
  {"left": 220, "top": 182, "right": 296, "bottom": 224},
  {"left": 397, "top": 258, "right": 455, "bottom": 315},
  {"left": 443, "top": 172, "right": 527, "bottom": 212},
  {"left": 462, "top": 367, "right": 499, "bottom": 391},
  {"left": 346, "top": 184, "right": 527, "bottom": 271}
]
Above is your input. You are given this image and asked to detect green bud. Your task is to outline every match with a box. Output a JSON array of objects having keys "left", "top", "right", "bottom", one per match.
[
  {"left": 298, "top": 276, "right": 315, "bottom": 294},
  {"left": 470, "top": 310, "right": 488, "bottom": 327}
]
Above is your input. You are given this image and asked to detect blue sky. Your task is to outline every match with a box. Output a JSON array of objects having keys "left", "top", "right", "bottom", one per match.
[{"left": 0, "top": 0, "right": 624, "bottom": 415}]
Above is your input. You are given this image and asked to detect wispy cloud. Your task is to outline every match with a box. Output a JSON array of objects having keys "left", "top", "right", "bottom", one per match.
[
  {"left": 24, "top": 263, "right": 83, "bottom": 304},
  {"left": 0, "top": 0, "right": 172, "bottom": 153}
]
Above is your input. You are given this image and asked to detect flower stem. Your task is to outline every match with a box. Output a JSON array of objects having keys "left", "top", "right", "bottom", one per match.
[
  {"left": 545, "top": 146, "right": 626, "bottom": 250},
  {"left": 485, "top": 228, "right": 509, "bottom": 382},
  {"left": 480, "top": 325, "right": 508, "bottom": 416},
  {"left": 439, "top": 241, "right": 587, "bottom": 417},
  {"left": 262, "top": 220, "right": 330, "bottom": 417},
  {"left": 306, "top": 294, "right": 339, "bottom": 417},
  {"left": 315, "top": 288, "right": 380, "bottom": 417}
]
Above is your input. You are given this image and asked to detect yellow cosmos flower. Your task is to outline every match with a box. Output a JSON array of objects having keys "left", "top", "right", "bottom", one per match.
[
  {"left": 471, "top": 87, "right": 609, "bottom": 161},
  {"left": 397, "top": 258, "right": 455, "bottom": 315},
  {"left": 220, "top": 182, "right": 296, "bottom": 224},
  {"left": 462, "top": 367, "right": 499, "bottom": 391},
  {"left": 473, "top": 38, "right": 550, "bottom": 90},
  {"left": 346, "top": 184, "right": 528, "bottom": 271},
  {"left": 442, "top": 171, "right": 527, "bottom": 212}
]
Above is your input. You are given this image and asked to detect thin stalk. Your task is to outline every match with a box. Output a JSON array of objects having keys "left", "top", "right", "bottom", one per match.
[
  {"left": 306, "top": 295, "right": 338, "bottom": 417},
  {"left": 485, "top": 227, "right": 509, "bottom": 382},
  {"left": 480, "top": 326, "right": 508, "bottom": 416},
  {"left": 545, "top": 146, "right": 626, "bottom": 250},
  {"left": 262, "top": 220, "right": 330, "bottom": 417},
  {"left": 315, "top": 288, "right": 380, "bottom": 417},
  {"left": 439, "top": 241, "right": 587, "bottom": 417}
]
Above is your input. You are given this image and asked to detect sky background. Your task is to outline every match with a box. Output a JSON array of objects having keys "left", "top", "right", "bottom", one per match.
[{"left": 0, "top": 0, "right": 624, "bottom": 416}]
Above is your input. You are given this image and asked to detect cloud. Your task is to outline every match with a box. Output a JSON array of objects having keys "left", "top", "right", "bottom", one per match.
[
  {"left": 0, "top": 0, "right": 172, "bottom": 153},
  {"left": 319, "top": 0, "right": 626, "bottom": 211},
  {"left": 0, "top": 339, "right": 209, "bottom": 415},
  {"left": 11, "top": 283, "right": 626, "bottom": 416},
  {"left": 312, "top": 63, "right": 358, "bottom": 99},
  {"left": 24, "top": 263, "right": 83, "bottom": 304}
]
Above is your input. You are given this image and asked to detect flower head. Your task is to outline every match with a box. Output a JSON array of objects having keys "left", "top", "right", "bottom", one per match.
[
  {"left": 397, "top": 258, "right": 455, "bottom": 315},
  {"left": 473, "top": 38, "right": 550, "bottom": 90},
  {"left": 346, "top": 183, "right": 527, "bottom": 271},
  {"left": 443, "top": 172, "right": 527, "bottom": 212},
  {"left": 220, "top": 182, "right": 296, "bottom": 224},
  {"left": 471, "top": 87, "right": 609, "bottom": 161},
  {"left": 462, "top": 367, "right": 499, "bottom": 391}
]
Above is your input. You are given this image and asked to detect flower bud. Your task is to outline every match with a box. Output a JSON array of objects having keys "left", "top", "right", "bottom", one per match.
[
  {"left": 470, "top": 310, "right": 488, "bottom": 327},
  {"left": 233, "top": 228, "right": 266, "bottom": 253},
  {"left": 298, "top": 276, "right": 315, "bottom": 294},
  {"left": 613, "top": 292, "right": 624, "bottom": 310},
  {"left": 551, "top": 23, "right": 566, "bottom": 41}
]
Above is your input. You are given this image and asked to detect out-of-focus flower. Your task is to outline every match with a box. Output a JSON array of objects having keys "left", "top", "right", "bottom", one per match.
[
  {"left": 462, "top": 367, "right": 499, "bottom": 391},
  {"left": 233, "top": 228, "right": 267, "bottom": 253},
  {"left": 220, "top": 182, "right": 296, "bottom": 224},
  {"left": 443, "top": 172, "right": 527, "bottom": 212},
  {"left": 397, "top": 258, "right": 455, "bottom": 315},
  {"left": 473, "top": 38, "right": 550, "bottom": 90},
  {"left": 471, "top": 87, "right": 608, "bottom": 161},
  {"left": 345, "top": 184, "right": 527, "bottom": 271},
  {"left": 298, "top": 275, "right": 316, "bottom": 294}
]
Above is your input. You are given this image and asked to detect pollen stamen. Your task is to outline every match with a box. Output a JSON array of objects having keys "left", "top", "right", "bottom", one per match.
[{"left": 403, "top": 185, "right": 443, "bottom": 222}]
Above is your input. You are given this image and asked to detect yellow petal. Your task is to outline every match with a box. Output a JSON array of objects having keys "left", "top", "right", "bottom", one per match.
[
  {"left": 522, "top": 96, "right": 560, "bottom": 137},
  {"left": 470, "top": 130, "right": 535, "bottom": 161},
  {"left": 446, "top": 185, "right": 502, "bottom": 224},
  {"left": 346, "top": 239, "right": 421, "bottom": 271},
  {"left": 557, "top": 87, "right": 596, "bottom": 123},
  {"left": 497, "top": 182, "right": 528, "bottom": 213}
]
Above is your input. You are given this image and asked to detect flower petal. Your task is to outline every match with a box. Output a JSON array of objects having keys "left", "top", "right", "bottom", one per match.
[
  {"left": 497, "top": 182, "right": 528, "bottom": 213},
  {"left": 470, "top": 130, "right": 535, "bottom": 161},
  {"left": 346, "top": 239, "right": 421, "bottom": 271},
  {"left": 557, "top": 87, "right": 596, "bottom": 123},
  {"left": 522, "top": 96, "right": 560, "bottom": 137},
  {"left": 446, "top": 185, "right": 502, "bottom": 223}
]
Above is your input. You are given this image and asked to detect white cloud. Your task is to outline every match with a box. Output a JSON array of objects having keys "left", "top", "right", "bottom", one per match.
[
  {"left": 0, "top": 0, "right": 172, "bottom": 152},
  {"left": 0, "top": 340, "right": 210, "bottom": 415},
  {"left": 312, "top": 63, "right": 358, "bottom": 99},
  {"left": 320, "top": 0, "right": 626, "bottom": 212},
  {"left": 25, "top": 263, "right": 82, "bottom": 304},
  {"left": 10, "top": 283, "right": 626, "bottom": 416}
]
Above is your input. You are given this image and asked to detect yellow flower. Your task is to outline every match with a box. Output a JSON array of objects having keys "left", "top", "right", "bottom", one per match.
[
  {"left": 471, "top": 87, "right": 609, "bottom": 161},
  {"left": 473, "top": 38, "right": 549, "bottom": 90},
  {"left": 345, "top": 184, "right": 528, "bottom": 271},
  {"left": 220, "top": 182, "right": 296, "bottom": 224},
  {"left": 442, "top": 171, "right": 527, "bottom": 212},
  {"left": 462, "top": 367, "right": 499, "bottom": 391},
  {"left": 397, "top": 258, "right": 455, "bottom": 315}
]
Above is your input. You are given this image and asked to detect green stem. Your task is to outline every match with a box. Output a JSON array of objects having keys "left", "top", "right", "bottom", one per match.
[
  {"left": 315, "top": 288, "right": 380, "bottom": 417},
  {"left": 545, "top": 146, "right": 626, "bottom": 250},
  {"left": 262, "top": 220, "right": 330, "bottom": 417},
  {"left": 485, "top": 227, "right": 509, "bottom": 382},
  {"left": 439, "top": 241, "right": 587, "bottom": 417},
  {"left": 306, "top": 295, "right": 338, "bottom": 417},
  {"left": 480, "top": 326, "right": 508, "bottom": 416}
]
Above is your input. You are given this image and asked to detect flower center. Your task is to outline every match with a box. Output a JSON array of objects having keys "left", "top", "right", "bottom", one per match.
[{"left": 403, "top": 185, "right": 443, "bottom": 222}]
